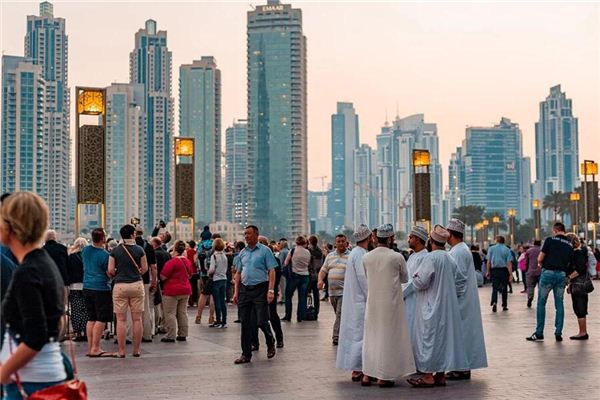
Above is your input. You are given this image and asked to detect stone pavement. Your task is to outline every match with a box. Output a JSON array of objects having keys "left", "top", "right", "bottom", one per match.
[{"left": 76, "top": 283, "right": 599, "bottom": 400}]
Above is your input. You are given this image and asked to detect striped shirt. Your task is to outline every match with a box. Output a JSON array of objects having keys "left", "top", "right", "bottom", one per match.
[{"left": 321, "top": 249, "right": 350, "bottom": 297}]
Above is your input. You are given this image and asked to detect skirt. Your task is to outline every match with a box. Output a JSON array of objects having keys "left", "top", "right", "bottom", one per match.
[{"left": 69, "top": 289, "right": 89, "bottom": 334}]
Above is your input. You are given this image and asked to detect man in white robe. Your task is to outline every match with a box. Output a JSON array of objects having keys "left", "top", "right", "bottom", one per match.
[
  {"left": 407, "top": 225, "right": 468, "bottom": 388},
  {"left": 362, "top": 224, "right": 415, "bottom": 388},
  {"left": 336, "top": 225, "right": 371, "bottom": 382},
  {"left": 447, "top": 219, "right": 488, "bottom": 379},
  {"left": 402, "top": 226, "right": 429, "bottom": 346}
]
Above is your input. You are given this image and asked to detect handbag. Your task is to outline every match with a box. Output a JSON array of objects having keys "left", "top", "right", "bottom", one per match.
[
  {"left": 571, "top": 273, "right": 594, "bottom": 295},
  {"left": 7, "top": 326, "right": 87, "bottom": 399}
]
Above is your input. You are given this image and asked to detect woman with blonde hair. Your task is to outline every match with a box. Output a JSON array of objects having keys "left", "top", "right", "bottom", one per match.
[
  {"left": 0, "top": 192, "right": 67, "bottom": 398},
  {"left": 67, "top": 237, "right": 89, "bottom": 341},
  {"left": 566, "top": 233, "right": 591, "bottom": 340},
  {"left": 209, "top": 238, "right": 229, "bottom": 328}
]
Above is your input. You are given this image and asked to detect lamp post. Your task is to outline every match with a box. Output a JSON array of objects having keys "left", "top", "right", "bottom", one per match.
[
  {"left": 570, "top": 192, "right": 580, "bottom": 234},
  {"left": 482, "top": 219, "right": 489, "bottom": 245},
  {"left": 507, "top": 208, "right": 516, "bottom": 247},
  {"left": 492, "top": 216, "right": 500, "bottom": 238},
  {"left": 581, "top": 160, "right": 599, "bottom": 243},
  {"left": 412, "top": 149, "right": 431, "bottom": 231},
  {"left": 533, "top": 200, "right": 541, "bottom": 240},
  {"left": 174, "top": 137, "right": 195, "bottom": 241},
  {"left": 475, "top": 223, "right": 483, "bottom": 249}
]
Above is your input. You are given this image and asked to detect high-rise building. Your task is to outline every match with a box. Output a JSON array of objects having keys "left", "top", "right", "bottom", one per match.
[
  {"left": 445, "top": 147, "right": 465, "bottom": 221},
  {"left": 104, "top": 83, "right": 146, "bottom": 238},
  {"left": 1, "top": 56, "right": 46, "bottom": 197},
  {"left": 353, "top": 144, "right": 377, "bottom": 228},
  {"left": 534, "top": 85, "right": 579, "bottom": 198},
  {"left": 308, "top": 190, "right": 331, "bottom": 234},
  {"left": 374, "top": 114, "right": 443, "bottom": 233},
  {"left": 130, "top": 19, "right": 174, "bottom": 233},
  {"left": 456, "top": 118, "right": 530, "bottom": 218},
  {"left": 247, "top": 0, "right": 308, "bottom": 237},
  {"left": 225, "top": 120, "right": 249, "bottom": 227},
  {"left": 25, "top": 1, "right": 70, "bottom": 235},
  {"left": 330, "top": 102, "right": 359, "bottom": 231},
  {"left": 179, "top": 56, "right": 222, "bottom": 226}
]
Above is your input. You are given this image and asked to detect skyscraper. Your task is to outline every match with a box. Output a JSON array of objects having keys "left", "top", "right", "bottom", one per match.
[
  {"left": 225, "top": 120, "right": 249, "bottom": 227},
  {"left": 179, "top": 56, "right": 222, "bottom": 225},
  {"left": 330, "top": 102, "right": 359, "bottom": 231},
  {"left": 1, "top": 56, "right": 46, "bottom": 197},
  {"left": 130, "top": 19, "right": 174, "bottom": 233},
  {"left": 353, "top": 144, "right": 377, "bottom": 228},
  {"left": 25, "top": 1, "right": 70, "bottom": 235},
  {"left": 247, "top": 0, "right": 308, "bottom": 237},
  {"left": 534, "top": 85, "right": 579, "bottom": 198},
  {"left": 456, "top": 118, "right": 530, "bottom": 218},
  {"left": 105, "top": 83, "right": 145, "bottom": 238}
]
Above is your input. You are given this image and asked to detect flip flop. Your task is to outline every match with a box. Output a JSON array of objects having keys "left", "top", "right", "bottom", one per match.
[
  {"left": 114, "top": 354, "right": 126, "bottom": 358},
  {"left": 88, "top": 351, "right": 115, "bottom": 358}
]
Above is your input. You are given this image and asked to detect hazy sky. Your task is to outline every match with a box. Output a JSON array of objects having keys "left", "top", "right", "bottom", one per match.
[{"left": 2, "top": 1, "right": 599, "bottom": 191}]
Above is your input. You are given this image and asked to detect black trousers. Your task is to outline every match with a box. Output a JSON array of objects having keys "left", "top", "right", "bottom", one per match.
[
  {"left": 491, "top": 268, "right": 509, "bottom": 307},
  {"left": 251, "top": 295, "right": 283, "bottom": 346},
  {"left": 239, "top": 282, "right": 274, "bottom": 358}
]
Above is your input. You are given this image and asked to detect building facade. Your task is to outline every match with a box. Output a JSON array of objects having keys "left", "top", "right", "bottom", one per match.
[
  {"left": 104, "top": 83, "right": 146, "bottom": 238},
  {"left": 247, "top": 0, "right": 308, "bottom": 238},
  {"left": 130, "top": 19, "right": 174, "bottom": 233},
  {"left": 225, "top": 120, "right": 250, "bottom": 227},
  {"left": 534, "top": 84, "right": 579, "bottom": 199},
  {"left": 1, "top": 56, "right": 46, "bottom": 197},
  {"left": 25, "top": 1, "right": 70, "bottom": 235},
  {"left": 353, "top": 144, "right": 377, "bottom": 228},
  {"left": 179, "top": 56, "right": 222, "bottom": 226},
  {"left": 330, "top": 102, "right": 359, "bottom": 231}
]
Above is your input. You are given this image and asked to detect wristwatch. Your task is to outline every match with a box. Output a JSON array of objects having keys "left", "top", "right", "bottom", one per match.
[{"left": 268, "top": 289, "right": 275, "bottom": 293}]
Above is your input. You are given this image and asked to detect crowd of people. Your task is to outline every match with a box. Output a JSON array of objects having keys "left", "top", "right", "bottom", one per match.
[{"left": 0, "top": 190, "right": 597, "bottom": 398}]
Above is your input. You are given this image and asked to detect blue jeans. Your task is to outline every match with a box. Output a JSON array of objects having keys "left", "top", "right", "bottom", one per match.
[
  {"left": 3, "top": 380, "right": 64, "bottom": 399},
  {"left": 284, "top": 273, "right": 309, "bottom": 321},
  {"left": 212, "top": 279, "right": 227, "bottom": 324},
  {"left": 535, "top": 269, "right": 567, "bottom": 336}
]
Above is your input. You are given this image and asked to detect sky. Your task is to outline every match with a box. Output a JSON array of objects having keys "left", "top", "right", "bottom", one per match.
[{"left": 1, "top": 0, "right": 599, "bottom": 192}]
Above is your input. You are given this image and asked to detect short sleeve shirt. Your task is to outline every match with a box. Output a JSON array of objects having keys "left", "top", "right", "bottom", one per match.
[
  {"left": 487, "top": 244, "right": 512, "bottom": 269},
  {"left": 321, "top": 249, "right": 350, "bottom": 297},
  {"left": 82, "top": 245, "right": 110, "bottom": 291},
  {"left": 541, "top": 235, "right": 573, "bottom": 272},
  {"left": 237, "top": 243, "right": 278, "bottom": 286},
  {"left": 111, "top": 244, "right": 145, "bottom": 284}
]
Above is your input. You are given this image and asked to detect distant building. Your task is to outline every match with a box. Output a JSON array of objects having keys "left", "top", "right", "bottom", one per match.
[
  {"left": 308, "top": 190, "right": 331, "bottom": 234},
  {"left": 209, "top": 221, "right": 245, "bottom": 242},
  {"left": 353, "top": 144, "right": 377, "bottom": 228},
  {"left": 534, "top": 84, "right": 579, "bottom": 199},
  {"left": 225, "top": 120, "right": 250, "bottom": 227},
  {"left": 179, "top": 56, "right": 222, "bottom": 226},
  {"left": 247, "top": 0, "right": 308, "bottom": 237},
  {"left": 130, "top": 19, "right": 174, "bottom": 233},
  {"left": 330, "top": 102, "right": 359, "bottom": 231}
]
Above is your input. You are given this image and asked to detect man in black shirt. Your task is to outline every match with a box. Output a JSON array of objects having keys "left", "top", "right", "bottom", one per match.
[
  {"left": 526, "top": 222, "right": 573, "bottom": 342},
  {"left": 43, "top": 230, "right": 69, "bottom": 286},
  {"left": 151, "top": 237, "right": 171, "bottom": 334},
  {"left": 135, "top": 226, "right": 157, "bottom": 342}
]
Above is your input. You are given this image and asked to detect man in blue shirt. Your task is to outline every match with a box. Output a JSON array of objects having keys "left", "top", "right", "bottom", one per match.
[
  {"left": 486, "top": 236, "right": 513, "bottom": 312},
  {"left": 233, "top": 225, "right": 278, "bottom": 364}
]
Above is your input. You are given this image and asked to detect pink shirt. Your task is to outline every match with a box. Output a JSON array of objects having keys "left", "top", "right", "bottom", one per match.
[{"left": 161, "top": 257, "right": 193, "bottom": 296}]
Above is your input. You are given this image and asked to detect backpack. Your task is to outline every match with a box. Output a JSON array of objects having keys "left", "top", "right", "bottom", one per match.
[{"left": 304, "top": 294, "right": 317, "bottom": 321}]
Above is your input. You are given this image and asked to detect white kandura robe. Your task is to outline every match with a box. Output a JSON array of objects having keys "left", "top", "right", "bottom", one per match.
[
  {"left": 411, "top": 250, "right": 469, "bottom": 373},
  {"left": 336, "top": 246, "right": 368, "bottom": 371},
  {"left": 402, "top": 249, "right": 429, "bottom": 350},
  {"left": 449, "top": 242, "right": 488, "bottom": 370},
  {"left": 362, "top": 247, "right": 415, "bottom": 380}
]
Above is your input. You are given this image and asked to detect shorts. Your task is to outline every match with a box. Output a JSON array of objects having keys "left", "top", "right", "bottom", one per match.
[
  {"left": 113, "top": 281, "right": 145, "bottom": 314},
  {"left": 83, "top": 289, "right": 113, "bottom": 323},
  {"left": 198, "top": 276, "right": 213, "bottom": 295}
]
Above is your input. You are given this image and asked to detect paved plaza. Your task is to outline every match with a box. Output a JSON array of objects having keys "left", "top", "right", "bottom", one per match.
[{"left": 77, "top": 283, "right": 599, "bottom": 400}]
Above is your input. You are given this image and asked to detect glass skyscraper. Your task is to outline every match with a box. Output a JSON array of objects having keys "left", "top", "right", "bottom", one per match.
[
  {"left": 179, "top": 56, "right": 222, "bottom": 226},
  {"left": 130, "top": 19, "right": 174, "bottom": 233},
  {"left": 1, "top": 56, "right": 46, "bottom": 197},
  {"left": 534, "top": 84, "right": 579, "bottom": 198},
  {"left": 105, "top": 83, "right": 145, "bottom": 238},
  {"left": 330, "top": 102, "right": 359, "bottom": 231},
  {"left": 25, "top": 1, "right": 70, "bottom": 235},
  {"left": 247, "top": 0, "right": 308, "bottom": 237},
  {"left": 225, "top": 120, "right": 249, "bottom": 227},
  {"left": 353, "top": 144, "right": 377, "bottom": 228}
]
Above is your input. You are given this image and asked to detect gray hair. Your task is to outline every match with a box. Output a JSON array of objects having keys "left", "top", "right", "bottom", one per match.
[
  {"left": 70, "top": 237, "right": 88, "bottom": 254},
  {"left": 45, "top": 229, "right": 57, "bottom": 242}
]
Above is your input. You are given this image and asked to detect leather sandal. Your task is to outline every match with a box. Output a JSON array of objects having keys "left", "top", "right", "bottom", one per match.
[
  {"left": 351, "top": 372, "right": 364, "bottom": 382},
  {"left": 445, "top": 370, "right": 470, "bottom": 380},
  {"left": 407, "top": 376, "right": 435, "bottom": 388}
]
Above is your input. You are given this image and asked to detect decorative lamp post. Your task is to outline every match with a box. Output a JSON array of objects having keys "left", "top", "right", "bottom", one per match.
[
  {"left": 174, "top": 137, "right": 195, "bottom": 241},
  {"left": 482, "top": 219, "right": 489, "bottom": 245},
  {"left": 492, "top": 216, "right": 500, "bottom": 238},
  {"left": 533, "top": 200, "right": 541, "bottom": 240},
  {"left": 412, "top": 149, "right": 431, "bottom": 231},
  {"left": 570, "top": 192, "right": 580, "bottom": 234},
  {"left": 507, "top": 208, "right": 516, "bottom": 247},
  {"left": 581, "top": 160, "right": 599, "bottom": 243}
]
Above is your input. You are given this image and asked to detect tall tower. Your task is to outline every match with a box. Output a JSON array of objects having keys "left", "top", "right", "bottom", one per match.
[
  {"left": 330, "top": 102, "right": 359, "bottom": 231},
  {"left": 179, "top": 56, "right": 222, "bottom": 226},
  {"left": 25, "top": 1, "right": 70, "bottom": 235},
  {"left": 130, "top": 19, "right": 174, "bottom": 232},
  {"left": 247, "top": 0, "right": 308, "bottom": 237},
  {"left": 225, "top": 120, "right": 250, "bottom": 227},
  {"left": 1, "top": 56, "right": 46, "bottom": 197},
  {"left": 534, "top": 85, "right": 579, "bottom": 198}
]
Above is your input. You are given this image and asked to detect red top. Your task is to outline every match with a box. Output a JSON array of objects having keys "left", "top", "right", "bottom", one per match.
[
  {"left": 161, "top": 256, "right": 193, "bottom": 296},
  {"left": 186, "top": 248, "right": 197, "bottom": 273}
]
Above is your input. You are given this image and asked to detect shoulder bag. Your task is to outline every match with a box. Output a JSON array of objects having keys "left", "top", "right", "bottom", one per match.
[
  {"left": 121, "top": 244, "right": 143, "bottom": 275},
  {"left": 571, "top": 272, "right": 594, "bottom": 295}
]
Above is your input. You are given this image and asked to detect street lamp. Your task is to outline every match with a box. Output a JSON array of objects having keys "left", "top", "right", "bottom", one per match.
[
  {"left": 581, "top": 160, "right": 599, "bottom": 243},
  {"left": 174, "top": 137, "right": 195, "bottom": 241},
  {"left": 492, "top": 216, "right": 500, "bottom": 238},
  {"left": 570, "top": 192, "right": 580, "bottom": 234},
  {"left": 412, "top": 149, "right": 431, "bottom": 231},
  {"left": 482, "top": 219, "right": 490, "bottom": 245},
  {"left": 507, "top": 209, "right": 516, "bottom": 247},
  {"left": 532, "top": 200, "right": 541, "bottom": 240}
]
